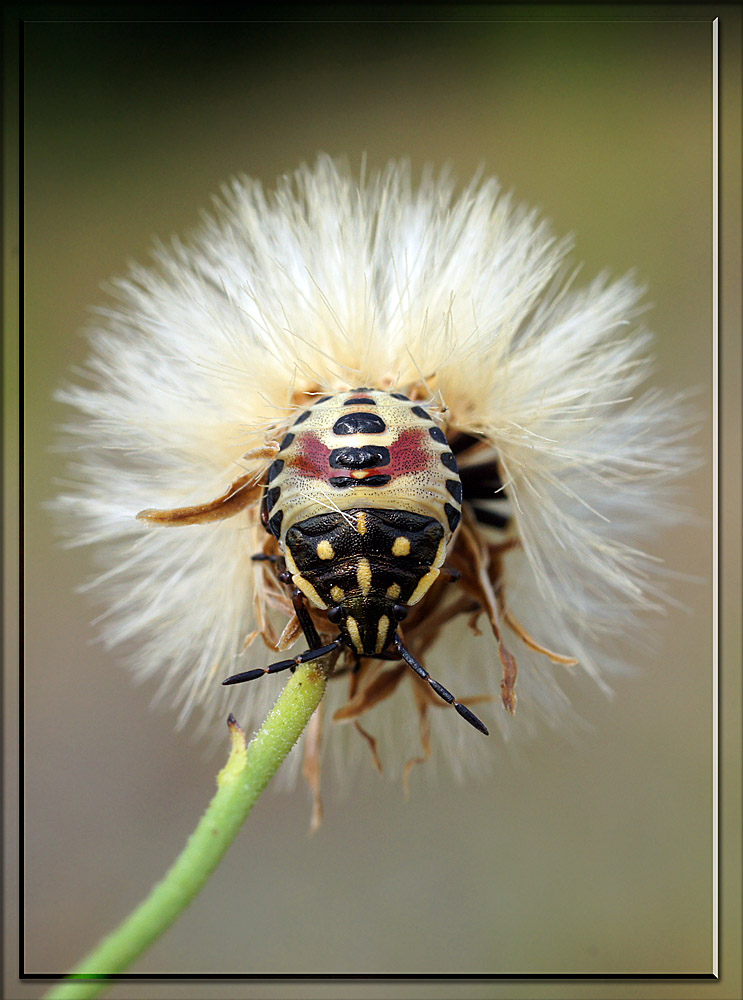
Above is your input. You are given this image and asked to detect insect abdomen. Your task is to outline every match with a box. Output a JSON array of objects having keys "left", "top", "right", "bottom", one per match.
[{"left": 262, "top": 389, "right": 463, "bottom": 545}]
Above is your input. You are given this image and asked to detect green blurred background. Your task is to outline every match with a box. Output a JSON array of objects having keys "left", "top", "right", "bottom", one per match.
[{"left": 13, "top": 8, "right": 740, "bottom": 999}]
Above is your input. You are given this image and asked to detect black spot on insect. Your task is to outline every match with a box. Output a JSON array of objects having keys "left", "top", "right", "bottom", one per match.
[
  {"left": 371, "top": 508, "right": 444, "bottom": 536},
  {"left": 328, "top": 474, "right": 391, "bottom": 488},
  {"left": 353, "top": 387, "right": 373, "bottom": 391},
  {"left": 444, "top": 502, "right": 461, "bottom": 532},
  {"left": 428, "top": 425, "right": 448, "bottom": 445},
  {"left": 333, "top": 412, "right": 387, "bottom": 435},
  {"left": 329, "top": 445, "right": 390, "bottom": 469},
  {"left": 445, "top": 479, "right": 463, "bottom": 504},
  {"left": 390, "top": 392, "right": 409, "bottom": 400},
  {"left": 287, "top": 512, "right": 345, "bottom": 537},
  {"left": 411, "top": 405, "right": 431, "bottom": 420},
  {"left": 344, "top": 396, "right": 376, "bottom": 405},
  {"left": 266, "top": 459, "right": 284, "bottom": 483},
  {"left": 279, "top": 432, "right": 295, "bottom": 451},
  {"left": 440, "top": 451, "right": 458, "bottom": 473},
  {"left": 264, "top": 486, "right": 281, "bottom": 511},
  {"left": 293, "top": 410, "right": 311, "bottom": 425},
  {"left": 268, "top": 509, "right": 284, "bottom": 537},
  {"left": 313, "top": 396, "right": 332, "bottom": 405}
]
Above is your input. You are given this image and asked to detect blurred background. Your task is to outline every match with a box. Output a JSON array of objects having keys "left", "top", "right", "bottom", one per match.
[{"left": 10, "top": 8, "right": 741, "bottom": 1000}]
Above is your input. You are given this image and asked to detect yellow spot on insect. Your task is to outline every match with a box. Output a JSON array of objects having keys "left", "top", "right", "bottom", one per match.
[
  {"left": 357, "top": 557, "right": 373, "bottom": 596},
  {"left": 345, "top": 616, "right": 363, "bottom": 653},
  {"left": 351, "top": 470, "right": 367, "bottom": 479},
  {"left": 433, "top": 537, "right": 446, "bottom": 569},
  {"left": 317, "top": 539, "right": 334, "bottom": 560},
  {"left": 331, "top": 585, "right": 345, "bottom": 603},
  {"left": 356, "top": 512, "right": 367, "bottom": 534},
  {"left": 292, "top": 574, "right": 328, "bottom": 610},
  {"left": 408, "top": 568, "right": 440, "bottom": 606},
  {"left": 375, "top": 615, "right": 390, "bottom": 654},
  {"left": 386, "top": 582, "right": 401, "bottom": 600},
  {"left": 392, "top": 536, "right": 411, "bottom": 557}
]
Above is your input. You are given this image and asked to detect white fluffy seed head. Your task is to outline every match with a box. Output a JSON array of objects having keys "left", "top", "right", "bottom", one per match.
[{"left": 53, "top": 156, "right": 694, "bottom": 784}]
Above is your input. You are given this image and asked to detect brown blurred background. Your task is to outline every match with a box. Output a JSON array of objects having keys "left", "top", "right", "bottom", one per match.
[{"left": 9, "top": 8, "right": 741, "bottom": 1000}]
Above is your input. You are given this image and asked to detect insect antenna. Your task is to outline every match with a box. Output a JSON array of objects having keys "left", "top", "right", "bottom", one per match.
[
  {"left": 392, "top": 634, "right": 489, "bottom": 736},
  {"left": 222, "top": 640, "right": 343, "bottom": 686}
]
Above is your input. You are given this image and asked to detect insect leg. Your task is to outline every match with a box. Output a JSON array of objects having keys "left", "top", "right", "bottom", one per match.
[
  {"left": 222, "top": 640, "right": 343, "bottom": 686},
  {"left": 291, "top": 589, "right": 323, "bottom": 650},
  {"left": 392, "top": 634, "right": 489, "bottom": 736}
]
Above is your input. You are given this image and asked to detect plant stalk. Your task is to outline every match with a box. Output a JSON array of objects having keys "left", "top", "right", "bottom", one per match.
[{"left": 44, "top": 657, "right": 331, "bottom": 1000}]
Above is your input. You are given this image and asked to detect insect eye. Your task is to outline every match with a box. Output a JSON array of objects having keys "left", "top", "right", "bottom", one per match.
[
  {"left": 391, "top": 604, "right": 408, "bottom": 622},
  {"left": 327, "top": 605, "right": 343, "bottom": 623}
]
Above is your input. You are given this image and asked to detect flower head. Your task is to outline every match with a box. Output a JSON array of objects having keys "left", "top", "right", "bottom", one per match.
[{"left": 55, "top": 157, "right": 691, "bottom": 790}]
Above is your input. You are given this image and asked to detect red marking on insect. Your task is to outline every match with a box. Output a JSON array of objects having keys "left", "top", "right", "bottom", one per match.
[
  {"left": 290, "top": 427, "right": 430, "bottom": 484},
  {"left": 386, "top": 428, "right": 430, "bottom": 477},
  {"left": 292, "top": 433, "right": 333, "bottom": 478}
]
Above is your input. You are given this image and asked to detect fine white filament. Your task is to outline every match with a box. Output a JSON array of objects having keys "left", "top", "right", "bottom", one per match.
[{"left": 54, "top": 157, "right": 692, "bottom": 784}]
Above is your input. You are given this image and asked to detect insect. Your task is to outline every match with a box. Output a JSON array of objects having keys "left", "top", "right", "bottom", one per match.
[
  {"left": 136, "top": 384, "right": 578, "bottom": 740},
  {"left": 222, "top": 388, "right": 489, "bottom": 735},
  {"left": 66, "top": 159, "right": 685, "bottom": 793}
]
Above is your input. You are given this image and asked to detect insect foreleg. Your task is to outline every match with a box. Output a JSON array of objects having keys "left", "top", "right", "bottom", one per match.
[
  {"left": 392, "top": 634, "right": 489, "bottom": 736},
  {"left": 222, "top": 640, "right": 343, "bottom": 686},
  {"left": 291, "top": 588, "right": 323, "bottom": 650}
]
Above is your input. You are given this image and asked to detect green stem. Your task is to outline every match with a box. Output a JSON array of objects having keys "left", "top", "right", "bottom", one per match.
[{"left": 44, "top": 657, "right": 331, "bottom": 1000}]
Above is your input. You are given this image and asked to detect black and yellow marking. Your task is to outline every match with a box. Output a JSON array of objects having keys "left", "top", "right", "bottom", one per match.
[
  {"left": 333, "top": 412, "right": 387, "bottom": 435},
  {"left": 440, "top": 451, "right": 458, "bottom": 473},
  {"left": 411, "top": 404, "right": 432, "bottom": 420},
  {"left": 344, "top": 396, "right": 376, "bottom": 405},
  {"left": 283, "top": 507, "right": 446, "bottom": 655},
  {"left": 267, "top": 509, "right": 283, "bottom": 537},
  {"left": 329, "top": 445, "right": 390, "bottom": 469},
  {"left": 267, "top": 459, "right": 284, "bottom": 482},
  {"left": 242, "top": 389, "right": 491, "bottom": 737},
  {"left": 328, "top": 474, "right": 391, "bottom": 488},
  {"left": 445, "top": 479, "right": 463, "bottom": 504},
  {"left": 443, "top": 502, "right": 461, "bottom": 532},
  {"left": 392, "top": 536, "right": 411, "bottom": 557},
  {"left": 264, "top": 486, "right": 281, "bottom": 511},
  {"left": 356, "top": 557, "right": 373, "bottom": 596}
]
